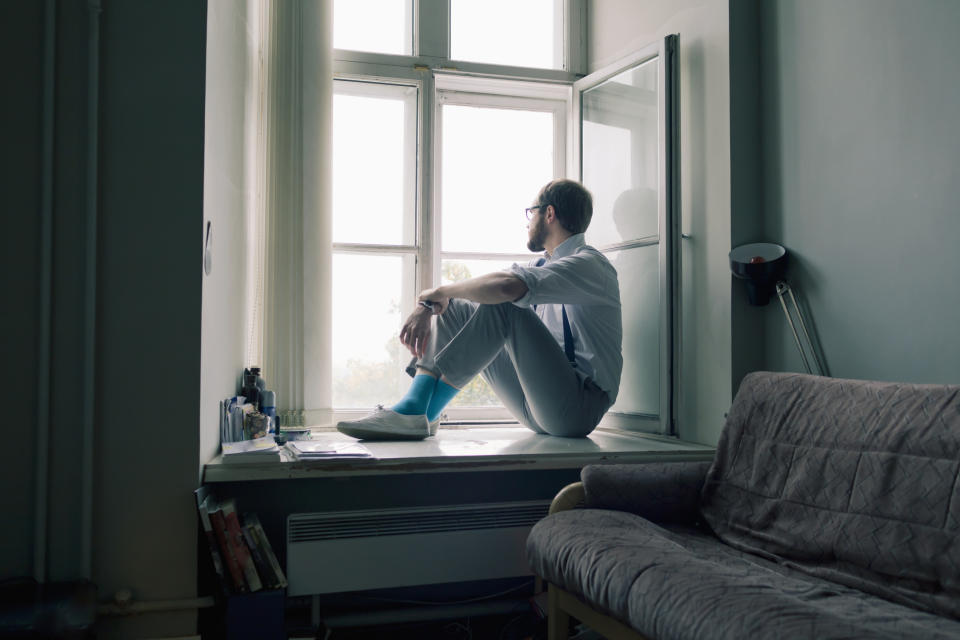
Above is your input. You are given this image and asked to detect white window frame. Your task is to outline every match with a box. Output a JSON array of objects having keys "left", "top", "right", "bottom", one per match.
[
  {"left": 573, "top": 36, "right": 681, "bottom": 436},
  {"left": 328, "top": 1, "right": 584, "bottom": 423}
]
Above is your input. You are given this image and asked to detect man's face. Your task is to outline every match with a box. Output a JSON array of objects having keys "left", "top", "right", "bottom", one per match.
[{"left": 526, "top": 204, "right": 547, "bottom": 252}]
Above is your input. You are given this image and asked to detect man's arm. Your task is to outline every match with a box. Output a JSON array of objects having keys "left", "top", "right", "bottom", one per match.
[
  {"left": 423, "top": 272, "right": 528, "bottom": 308},
  {"left": 399, "top": 272, "right": 528, "bottom": 357}
]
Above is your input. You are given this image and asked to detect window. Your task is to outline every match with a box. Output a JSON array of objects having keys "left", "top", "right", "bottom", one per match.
[
  {"left": 574, "top": 37, "right": 680, "bottom": 434},
  {"left": 436, "top": 85, "right": 567, "bottom": 409},
  {"left": 327, "top": 4, "right": 679, "bottom": 432},
  {"left": 330, "top": 2, "right": 577, "bottom": 421},
  {"left": 449, "top": 0, "right": 562, "bottom": 69},
  {"left": 331, "top": 81, "right": 417, "bottom": 409},
  {"left": 332, "top": 0, "right": 412, "bottom": 56}
]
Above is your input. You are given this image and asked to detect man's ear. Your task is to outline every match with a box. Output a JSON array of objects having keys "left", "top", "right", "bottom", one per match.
[{"left": 544, "top": 204, "right": 557, "bottom": 224}]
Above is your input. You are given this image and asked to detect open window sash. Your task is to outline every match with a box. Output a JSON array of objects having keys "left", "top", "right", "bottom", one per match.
[{"left": 573, "top": 35, "right": 680, "bottom": 435}]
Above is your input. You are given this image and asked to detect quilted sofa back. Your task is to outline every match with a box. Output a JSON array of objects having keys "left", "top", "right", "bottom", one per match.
[{"left": 701, "top": 371, "right": 960, "bottom": 618}]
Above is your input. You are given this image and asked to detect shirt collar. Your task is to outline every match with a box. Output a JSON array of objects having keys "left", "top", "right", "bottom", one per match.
[{"left": 545, "top": 233, "right": 585, "bottom": 261}]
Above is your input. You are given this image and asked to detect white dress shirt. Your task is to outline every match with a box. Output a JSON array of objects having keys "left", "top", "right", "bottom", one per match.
[{"left": 508, "top": 233, "right": 623, "bottom": 402}]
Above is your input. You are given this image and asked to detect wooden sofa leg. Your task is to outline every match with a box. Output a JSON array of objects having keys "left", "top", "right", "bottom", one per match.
[{"left": 548, "top": 583, "right": 570, "bottom": 640}]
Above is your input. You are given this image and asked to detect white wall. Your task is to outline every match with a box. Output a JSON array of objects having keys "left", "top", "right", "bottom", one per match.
[
  {"left": 589, "top": 0, "right": 733, "bottom": 445},
  {"left": 200, "top": 0, "right": 256, "bottom": 473}
]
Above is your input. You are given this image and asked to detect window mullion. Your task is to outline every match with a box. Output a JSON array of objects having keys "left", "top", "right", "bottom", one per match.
[
  {"left": 418, "top": 68, "right": 436, "bottom": 293},
  {"left": 564, "top": 0, "right": 587, "bottom": 75},
  {"left": 416, "top": 0, "right": 449, "bottom": 59}
]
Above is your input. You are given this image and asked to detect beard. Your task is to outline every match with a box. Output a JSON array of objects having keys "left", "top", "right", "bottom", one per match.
[{"left": 526, "top": 217, "right": 547, "bottom": 252}]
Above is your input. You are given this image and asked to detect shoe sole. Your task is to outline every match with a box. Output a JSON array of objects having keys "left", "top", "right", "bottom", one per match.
[{"left": 336, "top": 422, "right": 431, "bottom": 441}]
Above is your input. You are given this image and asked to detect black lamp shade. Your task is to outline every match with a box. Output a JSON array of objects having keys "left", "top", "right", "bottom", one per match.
[{"left": 729, "top": 243, "right": 788, "bottom": 305}]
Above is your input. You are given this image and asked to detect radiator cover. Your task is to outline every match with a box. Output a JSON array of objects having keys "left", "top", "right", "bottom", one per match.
[{"left": 286, "top": 500, "right": 550, "bottom": 595}]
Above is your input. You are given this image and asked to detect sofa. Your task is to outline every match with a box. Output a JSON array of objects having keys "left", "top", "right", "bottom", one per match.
[{"left": 527, "top": 372, "right": 960, "bottom": 639}]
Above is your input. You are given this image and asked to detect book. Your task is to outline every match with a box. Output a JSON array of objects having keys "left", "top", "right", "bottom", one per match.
[
  {"left": 246, "top": 514, "right": 287, "bottom": 589},
  {"left": 208, "top": 502, "right": 247, "bottom": 593},
  {"left": 285, "top": 440, "right": 373, "bottom": 460},
  {"left": 194, "top": 488, "right": 230, "bottom": 597},
  {"left": 222, "top": 499, "right": 262, "bottom": 592},
  {"left": 221, "top": 435, "right": 282, "bottom": 464},
  {"left": 242, "top": 519, "right": 278, "bottom": 590}
]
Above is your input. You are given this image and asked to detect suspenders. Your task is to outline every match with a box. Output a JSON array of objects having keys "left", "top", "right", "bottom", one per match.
[{"left": 535, "top": 257, "right": 577, "bottom": 369}]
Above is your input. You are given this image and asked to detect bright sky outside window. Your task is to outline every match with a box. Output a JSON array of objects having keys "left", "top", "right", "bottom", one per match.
[
  {"left": 332, "top": 253, "right": 415, "bottom": 408},
  {"left": 333, "top": 0, "right": 411, "bottom": 55},
  {"left": 332, "top": 90, "right": 414, "bottom": 245},
  {"left": 450, "top": 0, "right": 559, "bottom": 69},
  {"left": 441, "top": 104, "right": 554, "bottom": 254}
]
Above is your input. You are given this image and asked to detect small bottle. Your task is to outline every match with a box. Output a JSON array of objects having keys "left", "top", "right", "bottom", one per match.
[
  {"left": 260, "top": 390, "right": 276, "bottom": 434},
  {"left": 250, "top": 366, "right": 266, "bottom": 409},
  {"left": 241, "top": 371, "right": 260, "bottom": 409}
]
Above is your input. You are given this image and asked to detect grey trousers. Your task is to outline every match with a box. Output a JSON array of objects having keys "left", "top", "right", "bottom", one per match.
[{"left": 411, "top": 300, "right": 611, "bottom": 437}]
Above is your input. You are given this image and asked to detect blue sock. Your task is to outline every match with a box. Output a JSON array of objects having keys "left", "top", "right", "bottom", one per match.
[
  {"left": 392, "top": 374, "right": 437, "bottom": 416},
  {"left": 426, "top": 379, "right": 460, "bottom": 422}
]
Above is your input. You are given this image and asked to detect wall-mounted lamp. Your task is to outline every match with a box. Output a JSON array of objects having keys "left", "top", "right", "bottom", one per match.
[
  {"left": 730, "top": 243, "right": 827, "bottom": 376},
  {"left": 729, "top": 242, "right": 787, "bottom": 306}
]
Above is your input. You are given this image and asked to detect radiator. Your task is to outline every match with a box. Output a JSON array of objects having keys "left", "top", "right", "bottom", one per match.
[{"left": 285, "top": 500, "right": 551, "bottom": 596}]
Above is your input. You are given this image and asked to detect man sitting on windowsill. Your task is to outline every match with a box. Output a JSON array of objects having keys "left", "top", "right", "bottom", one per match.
[{"left": 337, "top": 179, "right": 623, "bottom": 440}]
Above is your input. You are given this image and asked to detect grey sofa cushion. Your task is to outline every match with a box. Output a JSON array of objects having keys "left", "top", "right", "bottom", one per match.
[
  {"left": 527, "top": 509, "right": 960, "bottom": 640},
  {"left": 701, "top": 372, "right": 960, "bottom": 619},
  {"left": 582, "top": 462, "right": 712, "bottom": 525}
]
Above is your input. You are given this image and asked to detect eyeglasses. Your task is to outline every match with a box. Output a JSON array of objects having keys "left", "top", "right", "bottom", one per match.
[{"left": 525, "top": 204, "right": 550, "bottom": 221}]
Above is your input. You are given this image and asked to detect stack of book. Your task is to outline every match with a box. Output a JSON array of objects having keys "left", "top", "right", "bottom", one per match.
[
  {"left": 285, "top": 440, "right": 374, "bottom": 460},
  {"left": 195, "top": 488, "right": 288, "bottom": 595},
  {"left": 221, "top": 436, "right": 282, "bottom": 464}
]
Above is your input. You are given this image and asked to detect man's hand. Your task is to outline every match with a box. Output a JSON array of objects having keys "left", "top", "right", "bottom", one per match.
[
  {"left": 399, "top": 304, "right": 434, "bottom": 357},
  {"left": 418, "top": 287, "right": 450, "bottom": 316}
]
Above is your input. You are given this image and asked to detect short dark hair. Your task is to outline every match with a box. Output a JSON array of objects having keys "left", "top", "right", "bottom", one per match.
[{"left": 536, "top": 179, "right": 593, "bottom": 234}]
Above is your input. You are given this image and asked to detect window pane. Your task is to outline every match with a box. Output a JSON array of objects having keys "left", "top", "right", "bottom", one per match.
[
  {"left": 332, "top": 253, "right": 416, "bottom": 408},
  {"left": 441, "top": 104, "right": 554, "bottom": 254},
  {"left": 582, "top": 58, "right": 659, "bottom": 249},
  {"left": 333, "top": 83, "right": 416, "bottom": 245},
  {"left": 608, "top": 246, "right": 659, "bottom": 415},
  {"left": 440, "top": 258, "right": 516, "bottom": 408},
  {"left": 333, "top": 0, "right": 411, "bottom": 55},
  {"left": 450, "top": 0, "right": 559, "bottom": 69}
]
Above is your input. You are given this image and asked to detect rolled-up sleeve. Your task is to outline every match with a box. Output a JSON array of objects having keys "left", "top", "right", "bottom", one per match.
[
  {"left": 509, "top": 251, "right": 617, "bottom": 308},
  {"left": 508, "top": 261, "right": 539, "bottom": 308}
]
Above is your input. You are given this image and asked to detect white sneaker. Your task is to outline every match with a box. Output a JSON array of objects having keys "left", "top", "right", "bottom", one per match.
[{"left": 337, "top": 405, "right": 433, "bottom": 441}]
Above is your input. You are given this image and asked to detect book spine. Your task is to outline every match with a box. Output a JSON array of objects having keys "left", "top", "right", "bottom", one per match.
[
  {"left": 248, "top": 514, "right": 287, "bottom": 589},
  {"left": 222, "top": 500, "right": 263, "bottom": 592},
  {"left": 209, "top": 507, "right": 247, "bottom": 593},
  {"left": 242, "top": 521, "right": 278, "bottom": 590},
  {"left": 197, "top": 497, "right": 230, "bottom": 596}
]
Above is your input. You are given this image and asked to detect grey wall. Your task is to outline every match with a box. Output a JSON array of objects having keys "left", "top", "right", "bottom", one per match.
[
  {"left": 1, "top": 0, "right": 44, "bottom": 582},
  {"left": 589, "top": 0, "right": 734, "bottom": 445},
  {"left": 760, "top": 0, "right": 960, "bottom": 384},
  {"left": 95, "top": 5, "right": 206, "bottom": 635},
  {"left": 729, "top": 0, "right": 765, "bottom": 394},
  {"left": 2, "top": 1, "right": 207, "bottom": 638}
]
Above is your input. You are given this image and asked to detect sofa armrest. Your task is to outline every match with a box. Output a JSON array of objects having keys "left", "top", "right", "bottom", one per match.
[
  {"left": 581, "top": 461, "right": 712, "bottom": 524},
  {"left": 548, "top": 482, "right": 586, "bottom": 515}
]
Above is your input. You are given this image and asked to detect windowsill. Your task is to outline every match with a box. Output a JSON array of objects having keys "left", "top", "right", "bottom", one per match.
[{"left": 202, "top": 426, "right": 715, "bottom": 483}]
